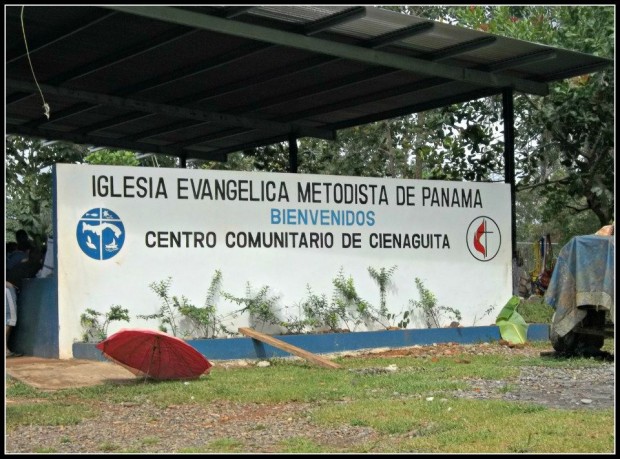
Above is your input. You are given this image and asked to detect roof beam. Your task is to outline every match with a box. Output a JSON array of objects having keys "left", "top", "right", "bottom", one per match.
[
  {"left": 186, "top": 134, "right": 292, "bottom": 159},
  {"left": 102, "top": 39, "right": 269, "bottom": 98},
  {"left": 78, "top": 112, "right": 159, "bottom": 135},
  {"left": 172, "top": 41, "right": 550, "bottom": 146},
  {"left": 149, "top": 17, "right": 424, "bottom": 115},
  {"left": 149, "top": 21, "right": 442, "bottom": 133},
  {"left": 194, "top": 77, "right": 451, "bottom": 145},
  {"left": 103, "top": 5, "right": 548, "bottom": 96},
  {"left": 537, "top": 61, "right": 613, "bottom": 82},
  {"left": 80, "top": 55, "right": 333, "bottom": 136},
  {"left": 302, "top": 6, "right": 366, "bottom": 35},
  {"left": 173, "top": 127, "right": 249, "bottom": 149},
  {"left": 6, "top": 10, "right": 117, "bottom": 105},
  {"left": 428, "top": 36, "right": 497, "bottom": 61},
  {"left": 199, "top": 76, "right": 497, "bottom": 145},
  {"left": 124, "top": 67, "right": 407, "bottom": 146},
  {"left": 221, "top": 6, "right": 255, "bottom": 19},
  {"left": 6, "top": 11, "right": 117, "bottom": 64},
  {"left": 266, "top": 47, "right": 555, "bottom": 125},
  {"left": 7, "top": 25, "right": 198, "bottom": 107},
  {"left": 55, "top": 15, "right": 421, "bottom": 140},
  {"left": 363, "top": 21, "right": 434, "bottom": 49},
  {"left": 6, "top": 79, "right": 335, "bottom": 141},
  {"left": 126, "top": 120, "right": 205, "bottom": 142},
  {"left": 29, "top": 42, "right": 273, "bottom": 126},
  {"left": 276, "top": 77, "right": 452, "bottom": 121},
  {"left": 48, "top": 6, "right": 366, "bottom": 135},
  {"left": 6, "top": 123, "right": 226, "bottom": 162},
  {"left": 48, "top": 27, "right": 197, "bottom": 85},
  {"left": 480, "top": 49, "right": 557, "bottom": 72},
  {"left": 43, "top": 10, "right": 440, "bottom": 140},
  {"left": 233, "top": 47, "right": 555, "bottom": 131},
  {"left": 325, "top": 86, "right": 503, "bottom": 131},
  {"left": 231, "top": 67, "right": 401, "bottom": 115},
  {"left": 83, "top": 18, "right": 491, "bottom": 144}
]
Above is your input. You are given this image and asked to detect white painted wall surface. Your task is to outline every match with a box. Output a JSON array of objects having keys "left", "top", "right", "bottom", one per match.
[{"left": 55, "top": 163, "right": 512, "bottom": 358}]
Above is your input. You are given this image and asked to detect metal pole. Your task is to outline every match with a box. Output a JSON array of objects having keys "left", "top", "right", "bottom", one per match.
[
  {"left": 503, "top": 88, "right": 518, "bottom": 294},
  {"left": 502, "top": 88, "right": 516, "bottom": 258},
  {"left": 289, "top": 134, "right": 298, "bottom": 173}
]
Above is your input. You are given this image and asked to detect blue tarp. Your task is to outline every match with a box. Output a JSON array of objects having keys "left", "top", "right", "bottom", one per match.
[{"left": 544, "top": 235, "right": 614, "bottom": 336}]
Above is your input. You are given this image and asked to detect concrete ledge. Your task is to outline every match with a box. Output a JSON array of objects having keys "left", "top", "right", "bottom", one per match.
[{"left": 72, "top": 324, "right": 549, "bottom": 361}]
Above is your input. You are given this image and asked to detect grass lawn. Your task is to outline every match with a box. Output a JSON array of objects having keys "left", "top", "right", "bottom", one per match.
[{"left": 6, "top": 339, "right": 614, "bottom": 453}]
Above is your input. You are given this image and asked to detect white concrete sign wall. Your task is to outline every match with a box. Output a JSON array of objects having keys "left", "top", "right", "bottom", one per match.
[{"left": 55, "top": 163, "right": 512, "bottom": 358}]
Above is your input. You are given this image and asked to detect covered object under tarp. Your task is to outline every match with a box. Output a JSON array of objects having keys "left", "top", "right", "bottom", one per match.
[{"left": 544, "top": 235, "right": 615, "bottom": 337}]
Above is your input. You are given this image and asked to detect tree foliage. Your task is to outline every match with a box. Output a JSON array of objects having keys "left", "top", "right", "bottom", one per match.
[
  {"left": 378, "top": 5, "right": 614, "bottom": 243},
  {"left": 5, "top": 136, "right": 87, "bottom": 247},
  {"left": 5, "top": 141, "right": 179, "bottom": 245},
  {"left": 84, "top": 149, "right": 140, "bottom": 166},
  {"left": 442, "top": 6, "right": 614, "bottom": 239},
  {"left": 84, "top": 149, "right": 179, "bottom": 169}
]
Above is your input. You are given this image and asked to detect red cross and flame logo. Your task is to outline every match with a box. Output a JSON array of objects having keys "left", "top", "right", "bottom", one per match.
[{"left": 466, "top": 216, "right": 501, "bottom": 262}]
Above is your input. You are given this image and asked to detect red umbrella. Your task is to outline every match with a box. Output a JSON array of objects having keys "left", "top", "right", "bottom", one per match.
[{"left": 96, "top": 329, "right": 212, "bottom": 380}]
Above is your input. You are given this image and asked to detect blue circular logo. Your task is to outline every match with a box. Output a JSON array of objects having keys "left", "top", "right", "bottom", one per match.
[{"left": 76, "top": 208, "right": 125, "bottom": 260}]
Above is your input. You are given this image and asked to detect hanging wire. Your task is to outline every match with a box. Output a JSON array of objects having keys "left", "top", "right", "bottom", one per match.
[{"left": 21, "top": 6, "right": 50, "bottom": 119}]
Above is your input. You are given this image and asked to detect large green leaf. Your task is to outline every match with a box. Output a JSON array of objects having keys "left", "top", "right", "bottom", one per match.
[{"left": 496, "top": 296, "right": 529, "bottom": 344}]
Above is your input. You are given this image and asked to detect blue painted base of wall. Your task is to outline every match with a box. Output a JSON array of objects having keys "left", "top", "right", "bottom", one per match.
[
  {"left": 9, "top": 278, "right": 59, "bottom": 359},
  {"left": 72, "top": 324, "right": 549, "bottom": 362},
  {"left": 72, "top": 342, "right": 109, "bottom": 362}
]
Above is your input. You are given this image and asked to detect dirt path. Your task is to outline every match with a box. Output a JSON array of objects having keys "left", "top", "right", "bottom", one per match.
[{"left": 5, "top": 356, "right": 137, "bottom": 390}]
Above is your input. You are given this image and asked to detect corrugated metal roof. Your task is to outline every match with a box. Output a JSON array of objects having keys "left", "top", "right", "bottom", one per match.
[{"left": 5, "top": 5, "right": 613, "bottom": 161}]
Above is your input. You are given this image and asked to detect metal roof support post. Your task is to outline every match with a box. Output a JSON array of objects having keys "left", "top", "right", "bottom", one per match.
[
  {"left": 180, "top": 155, "right": 187, "bottom": 168},
  {"left": 502, "top": 88, "right": 516, "bottom": 257},
  {"left": 502, "top": 88, "right": 518, "bottom": 294},
  {"left": 289, "top": 134, "right": 298, "bottom": 173}
]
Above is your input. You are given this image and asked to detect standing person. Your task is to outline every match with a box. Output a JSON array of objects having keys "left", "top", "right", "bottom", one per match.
[
  {"left": 6, "top": 244, "right": 43, "bottom": 291},
  {"left": 5, "top": 281, "right": 20, "bottom": 357},
  {"left": 6, "top": 241, "right": 18, "bottom": 261},
  {"left": 5, "top": 231, "right": 28, "bottom": 356},
  {"left": 5, "top": 235, "right": 40, "bottom": 358},
  {"left": 6, "top": 229, "right": 32, "bottom": 270}
]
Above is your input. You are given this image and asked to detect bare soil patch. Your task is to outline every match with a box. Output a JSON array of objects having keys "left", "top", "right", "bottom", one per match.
[{"left": 5, "top": 356, "right": 136, "bottom": 390}]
